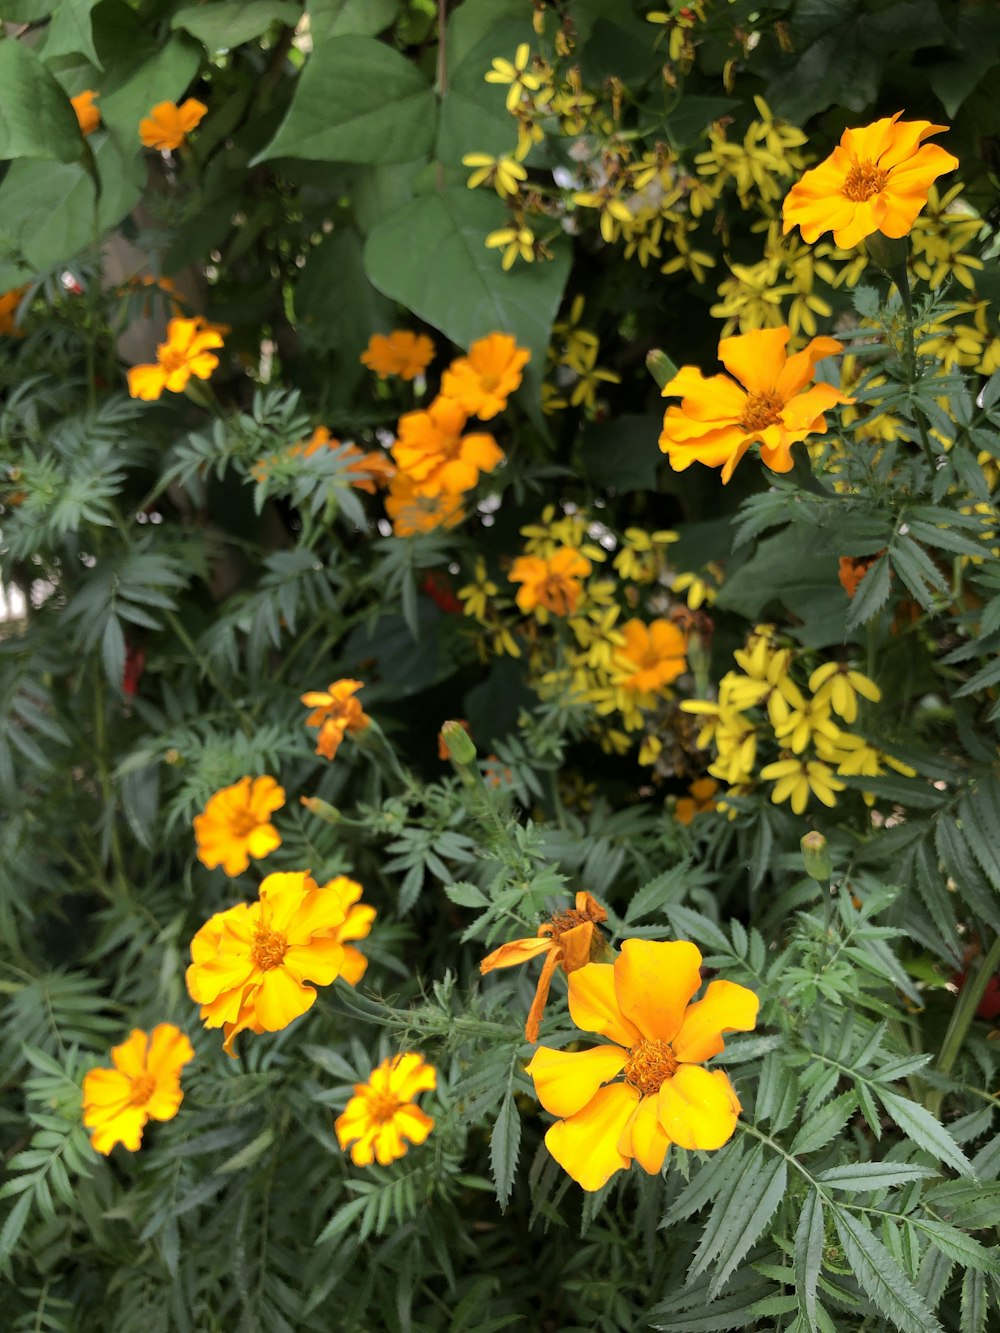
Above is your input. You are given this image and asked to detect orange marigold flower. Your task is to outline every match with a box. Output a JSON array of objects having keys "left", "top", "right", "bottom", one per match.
[
  {"left": 300, "top": 678, "right": 371, "bottom": 760},
  {"left": 193, "top": 775, "right": 285, "bottom": 876},
  {"left": 782, "top": 112, "right": 959, "bottom": 251},
  {"left": 127, "top": 316, "right": 223, "bottom": 400},
  {"left": 838, "top": 553, "right": 883, "bottom": 598},
  {"left": 526, "top": 939, "right": 759, "bottom": 1191},
  {"left": 385, "top": 475, "right": 467, "bottom": 537},
  {"left": 139, "top": 98, "right": 208, "bottom": 151},
  {"left": 392, "top": 397, "right": 504, "bottom": 497},
  {"left": 82, "top": 1024, "right": 194, "bottom": 1155},
  {"left": 675, "top": 776, "right": 719, "bottom": 825},
  {"left": 439, "top": 332, "right": 531, "bottom": 420},
  {"left": 335, "top": 1052, "right": 436, "bottom": 1166},
  {"left": 71, "top": 89, "right": 101, "bottom": 136},
  {"left": 508, "top": 546, "right": 592, "bottom": 617},
  {"left": 186, "top": 871, "right": 349, "bottom": 1055},
  {"left": 618, "top": 618, "right": 687, "bottom": 693},
  {"left": 658, "top": 326, "right": 852, "bottom": 484},
  {"left": 0, "top": 285, "right": 28, "bottom": 337},
  {"left": 481, "top": 891, "right": 609, "bottom": 1042},
  {"left": 320, "top": 876, "right": 376, "bottom": 985},
  {"left": 360, "top": 330, "right": 436, "bottom": 381}
]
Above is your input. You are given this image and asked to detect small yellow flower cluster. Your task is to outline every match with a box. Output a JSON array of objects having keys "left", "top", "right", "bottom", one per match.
[
  {"left": 542, "top": 295, "right": 621, "bottom": 413},
  {"left": 682, "top": 625, "right": 913, "bottom": 814}
]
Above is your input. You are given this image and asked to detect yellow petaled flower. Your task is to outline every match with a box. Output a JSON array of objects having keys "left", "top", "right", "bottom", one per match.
[
  {"left": 759, "top": 756, "right": 845, "bottom": 813},
  {"left": 127, "top": 316, "right": 223, "bottom": 400},
  {"left": 392, "top": 397, "right": 504, "bottom": 495},
  {"left": 359, "top": 330, "right": 435, "bottom": 381},
  {"left": 193, "top": 775, "right": 285, "bottom": 876},
  {"left": 71, "top": 89, "right": 101, "bottom": 136},
  {"left": 808, "top": 662, "right": 881, "bottom": 724},
  {"left": 300, "top": 678, "right": 371, "bottom": 761},
  {"left": 462, "top": 152, "right": 528, "bottom": 197},
  {"left": 675, "top": 777, "right": 719, "bottom": 825},
  {"left": 485, "top": 224, "right": 535, "bottom": 270},
  {"left": 385, "top": 475, "right": 467, "bottom": 537},
  {"left": 484, "top": 43, "right": 541, "bottom": 112},
  {"left": 316, "top": 876, "right": 375, "bottom": 984},
  {"left": 618, "top": 619, "right": 687, "bottom": 693},
  {"left": 82, "top": 1024, "right": 194, "bottom": 1155},
  {"left": 782, "top": 112, "right": 959, "bottom": 250},
  {"left": 335, "top": 1053, "right": 436, "bottom": 1166},
  {"left": 481, "top": 892, "right": 609, "bottom": 1042},
  {"left": 509, "top": 547, "right": 592, "bottom": 618},
  {"left": 138, "top": 98, "right": 208, "bottom": 151},
  {"left": 659, "top": 326, "right": 852, "bottom": 483},
  {"left": 526, "top": 939, "right": 758, "bottom": 1191},
  {"left": 186, "top": 871, "right": 349, "bottom": 1056},
  {"left": 440, "top": 333, "right": 531, "bottom": 421}
]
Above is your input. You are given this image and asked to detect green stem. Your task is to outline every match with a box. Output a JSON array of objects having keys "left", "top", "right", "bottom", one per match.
[
  {"left": 886, "top": 261, "right": 937, "bottom": 471},
  {"left": 926, "top": 932, "right": 1000, "bottom": 1117}
]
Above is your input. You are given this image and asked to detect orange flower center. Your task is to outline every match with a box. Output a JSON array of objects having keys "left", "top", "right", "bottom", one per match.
[
  {"left": 623, "top": 1037, "right": 679, "bottom": 1095},
  {"left": 229, "top": 809, "right": 263, "bottom": 838},
  {"left": 539, "top": 574, "right": 578, "bottom": 615},
  {"left": 129, "top": 1073, "right": 157, "bottom": 1106},
  {"left": 739, "top": 390, "right": 784, "bottom": 434},
  {"left": 159, "top": 345, "right": 190, "bottom": 374},
  {"left": 250, "top": 927, "right": 288, "bottom": 971},
  {"left": 368, "top": 1090, "right": 402, "bottom": 1124},
  {"left": 842, "top": 160, "right": 888, "bottom": 203},
  {"left": 478, "top": 372, "right": 500, "bottom": 392}
]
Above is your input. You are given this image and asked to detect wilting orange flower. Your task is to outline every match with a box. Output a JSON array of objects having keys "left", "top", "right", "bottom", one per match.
[
  {"left": 71, "top": 89, "right": 101, "bottom": 136},
  {"left": 659, "top": 327, "right": 851, "bottom": 484},
  {"left": 335, "top": 1052, "right": 436, "bottom": 1166},
  {"left": 385, "top": 475, "right": 467, "bottom": 537},
  {"left": 360, "top": 330, "right": 436, "bottom": 380},
  {"left": 782, "top": 112, "right": 959, "bottom": 250},
  {"left": 440, "top": 333, "right": 531, "bottom": 420},
  {"left": 0, "top": 286, "right": 28, "bottom": 337},
  {"left": 300, "top": 678, "right": 371, "bottom": 760},
  {"left": 392, "top": 397, "right": 504, "bottom": 497},
  {"left": 526, "top": 939, "right": 758, "bottom": 1191},
  {"left": 675, "top": 776, "right": 719, "bottom": 825},
  {"left": 193, "top": 775, "right": 285, "bottom": 876},
  {"left": 186, "top": 871, "right": 348, "bottom": 1056},
  {"left": 618, "top": 618, "right": 687, "bottom": 693},
  {"left": 320, "top": 876, "right": 376, "bottom": 984},
  {"left": 838, "top": 553, "right": 883, "bottom": 598},
  {"left": 481, "top": 891, "right": 609, "bottom": 1041},
  {"left": 509, "top": 546, "right": 592, "bottom": 617},
  {"left": 82, "top": 1024, "right": 194, "bottom": 1155},
  {"left": 139, "top": 98, "right": 208, "bottom": 151},
  {"left": 127, "top": 316, "right": 223, "bottom": 400}
]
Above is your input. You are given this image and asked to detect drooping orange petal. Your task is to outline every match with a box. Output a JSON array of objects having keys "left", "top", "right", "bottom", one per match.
[
  {"left": 480, "top": 936, "right": 553, "bottom": 972},
  {"left": 657, "top": 1064, "right": 742, "bottom": 1150},
  {"left": 557, "top": 920, "right": 594, "bottom": 973},
  {"left": 524, "top": 945, "right": 564, "bottom": 1042},
  {"left": 544, "top": 1082, "right": 640, "bottom": 1191},
  {"left": 567, "top": 962, "right": 642, "bottom": 1047},
  {"left": 671, "top": 979, "right": 759, "bottom": 1064},
  {"left": 613, "top": 939, "right": 703, "bottom": 1044},
  {"left": 526, "top": 1043, "right": 628, "bottom": 1118}
]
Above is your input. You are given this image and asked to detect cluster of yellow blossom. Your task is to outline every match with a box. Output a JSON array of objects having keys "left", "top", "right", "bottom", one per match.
[{"left": 682, "top": 624, "right": 912, "bottom": 814}]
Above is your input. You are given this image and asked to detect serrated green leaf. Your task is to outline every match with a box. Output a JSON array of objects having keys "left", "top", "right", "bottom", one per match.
[
  {"left": 845, "top": 553, "right": 892, "bottom": 630},
  {"left": 795, "top": 1189, "right": 825, "bottom": 1332},
  {"left": 833, "top": 1207, "right": 942, "bottom": 1333},
  {"left": 490, "top": 1090, "right": 520, "bottom": 1210},
  {"left": 789, "top": 1091, "right": 857, "bottom": 1157},
  {"left": 910, "top": 1219, "right": 997, "bottom": 1272},
  {"left": 816, "top": 1163, "right": 939, "bottom": 1191},
  {"left": 877, "top": 1087, "right": 973, "bottom": 1178},
  {"left": 707, "top": 1157, "right": 786, "bottom": 1298},
  {"left": 960, "top": 1267, "right": 988, "bottom": 1333}
]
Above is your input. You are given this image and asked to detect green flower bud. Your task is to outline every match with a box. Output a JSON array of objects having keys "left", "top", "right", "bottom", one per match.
[
  {"left": 801, "top": 830, "right": 833, "bottom": 882},
  {"left": 441, "top": 719, "right": 476, "bottom": 765},
  {"left": 646, "top": 349, "right": 679, "bottom": 391}
]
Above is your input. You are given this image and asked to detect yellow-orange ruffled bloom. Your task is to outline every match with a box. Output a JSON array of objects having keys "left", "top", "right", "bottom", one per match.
[
  {"left": 509, "top": 547, "right": 592, "bottom": 617},
  {"left": 440, "top": 333, "right": 531, "bottom": 420},
  {"left": 71, "top": 89, "right": 101, "bottom": 136},
  {"left": 385, "top": 475, "right": 466, "bottom": 537},
  {"left": 391, "top": 397, "right": 503, "bottom": 497},
  {"left": 186, "top": 871, "right": 348, "bottom": 1055},
  {"left": 193, "top": 775, "right": 285, "bottom": 876},
  {"left": 127, "top": 316, "right": 223, "bottom": 400},
  {"left": 659, "top": 326, "right": 851, "bottom": 483},
  {"left": 0, "top": 286, "right": 28, "bottom": 337},
  {"left": 618, "top": 618, "right": 687, "bottom": 693},
  {"left": 82, "top": 1024, "right": 193, "bottom": 1155},
  {"left": 360, "top": 330, "right": 435, "bottom": 380},
  {"left": 300, "top": 678, "right": 371, "bottom": 760},
  {"left": 139, "top": 98, "right": 208, "bottom": 150},
  {"left": 526, "top": 939, "right": 758, "bottom": 1191},
  {"left": 335, "top": 1053, "right": 436, "bottom": 1166},
  {"left": 321, "top": 876, "right": 376, "bottom": 984},
  {"left": 675, "top": 776, "right": 719, "bottom": 824},
  {"left": 782, "top": 112, "right": 958, "bottom": 250},
  {"left": 480, "top": 891, "right": 608, "bottom": 1041}
]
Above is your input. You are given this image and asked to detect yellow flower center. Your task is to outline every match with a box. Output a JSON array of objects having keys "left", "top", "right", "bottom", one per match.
[
  {"left": 250, "top": 927, "right": 288, "bottom": 971},
  {"left": 842, "top": 160, "right": 889, "bottom": 203},
  {"left": 623, "top": 1037, "right": 679, "bottom": 1095},
  {"left": 368, "top": 1090, "right": 402, "bottom": 1124},
  {"left": 129, "top": 1073, "right": 157, "bottom": 1106},
  {"left": 739, "top": 390, "right": 784, "bottom": 434},
  {"left": 159, "top": 345, "right": 190, "bottom": 374}
]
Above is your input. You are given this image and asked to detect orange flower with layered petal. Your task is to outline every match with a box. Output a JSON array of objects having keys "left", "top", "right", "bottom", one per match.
[
  {"left": 440, "top": 333, "right": 531, "bottom": 420},
  {"left": 618, "top": 618, "right": 687, "bottom": 693},
  {"left": 193, "top": 775, "right": 285, "bottom": 876},
  {"left": 385, "top": 475, "right": 467, "bottom": 537},
  {"left": 782, "top": 112, "right": 959, "bottom": 250},
  {"left": 139, "top": 98, "right": 208, "bottom": 151},
  {"left": 127, "top": 316, "right": 223, "bottom": 400},
  {"left": 185, "top": 871, "right": 348, "bottom": 1056},
  {"left": 71, "top": 90, "right": 101, "bottom": 136},
  {"left": 319, "top": 875, "right": 376, "bottom": 985},
  {"left": 0, "top": 286, "right": 27, "bottom": 337},
  {"left": 481, "top": 891, "right": 609, "bottom": 1041},
  {"left": 659, "top": 327, "right": 851, "bottom": 484},
  {"left": 335, "top": 1052, "right": 436, "bottom": 1166},
  {"left": 509, "top": 546, "right": 592, "bottom": 618},
  {"left": 82, "top": 1024, "right": 194, "bottom": 1154},
  {"left": 300, "top": 678, "right": 371, "bottom": 760},
  {"left": 391, "top": 397, "right": 503, "bottom": 498},
  {"left": 675, "top": 776, "right": 719, "bottom": 825},
  {"left": 526, "top": 939, "right": 758, "bottom": 1191},
  {"left": 360, "top": 330, "right": 435, "bottom": 381}
]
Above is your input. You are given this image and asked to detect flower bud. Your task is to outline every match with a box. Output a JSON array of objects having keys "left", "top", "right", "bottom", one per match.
[
  {"left": 300, "top": 795, "right": 341, "bottom": 824},
  {"left": 801, "top": 830, "right": 833, "bottom": 882},
  {"left": 440, "top": 719, "right": 477, "bottom": 765},
  {"left": 646, "top": 349, "right": 678, "bottom": 390},
  {"left": 864, "top": 232, "right": 909, "bottom": 275}
]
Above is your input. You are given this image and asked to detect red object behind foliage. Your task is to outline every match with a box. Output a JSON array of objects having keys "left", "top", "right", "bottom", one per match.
[
  {"left": 422, "top": 571, "right": 462, "bottom": 614},
  {"left": 123, "top": 644, "right": 147, "bottom": 696}
]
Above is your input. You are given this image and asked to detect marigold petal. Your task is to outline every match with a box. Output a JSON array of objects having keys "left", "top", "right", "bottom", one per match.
[
  {"left": 89, "top": 1106, "right": 148, "bottom": 1155},
  {"left": 146, "top": 1023, "right": 195, "bottom": 1078},
  {"left": 775, "top": 337, "right": 844, "bottom": 400},
  {"left": 387, "top": 1052, "right": 437, "bottom": 1101},
  {"left": 480, "top": 936, "right": 553, "bottom": 972},
  {"left": 127, "top": 364, "right": 169, "bottom": 400},
  {"left": 282, "top": 938, "right": 345, "bottom": 986},
  {"left": 567, "top": 962, "right": 642, "bottom": 1047},
  {"left": 143, "top": 1085, "right": 184, "bottom": 1122},
  {"left": 717, "top": 327, "right": 790, "bottom": 395},
  {"left": 672, "top": 980, "right": 759, "bottom": 1064},
  {"left": 111, "top": 1029, "right": 149, "bottom": 1078},
  {"left": 558, "top": 921, "right": 594, "bottom": 974},
  {"left": 81, "top": 1067, "right": 132, "bottom": 1109},
  {"left": 619, "top": 1092, "right": 670, "bottom": 1175},
  {"left": 526, "top": 1043, "right": 628, "bottom": 1118},
  {"left": 285, "top": 886, "right": 348, "bottom": 942},
  {"left": 657, "top": 1064, "right": 741, "bottom": 1150},
  {"left": 392, "top": 1104, "right": 435, "bottom": 1148},
  {"left": 252, "top": 966, "right": 315, "bottom": 1032},
  {"left": 338, "top": 945, "right": 368, "bottom": 985},
  {"left": 614, "top": 939, "right": 703, "bottom": 1043},
  {"left": 544, "top": 1082, "right": 639, "bottom": 1191}
]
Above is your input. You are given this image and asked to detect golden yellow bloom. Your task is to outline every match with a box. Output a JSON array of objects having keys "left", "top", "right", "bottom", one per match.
[
  {"left": 659, "top": 326, "right": 851, "bottom": 483},
  {"left": 186, "top": 871, "right": 348, "bottom": 1056},
  {"left": 782, "top": 112, "right": 959, "bottom": 249},
  {"left": 462, "top": 152, "right": 527, "bottom": 197},
  {"left": 359, "top": 330, "right": 435, "bottom": 381},
  {"left": 485, "top": 224, "right": 535, "bottom": 270},
  {"left": 318, "top": 876, "right": 375, "bottom": 984},
  {"left": 385, "top": 475, "right": 466, "bottom": 537},
  {"left": 526, "top": 940, "right": 758, "bottom": 1191},
  {"left": 127, "top": 316, "right": 223, "bottom": 400},
  {"left": 392, "top": 396, "right": 503, "bottom": 496},
  {"left": 300, "top": 678, "right": 371, "bottom": 761},
  {"left": 481, "top": 892, "right": 609, "bottom": 1042},
  {"left": 335, "top": 1052, "right": 436, "bottom": 1166},
  {"left": 440, "top": 333, "right": 531, "bottom": 421},
  {"left": 809, "top": 662, "right": 881, "bottom": 724},
  {"left": 82, "top": 1024, "right": 194, "bottom": 1155},
  {"left": 0, "top": 285, "right": 27, "bottom": 337},
  {"left": 71, "top": 89, "right": 101, "bottom": 136},
  {"left": 484, "top": 43, "right": 541, "bottom": 112},
  {"left": 509, "top": 547, "right": 592, "bottom": 618},
  {"left": 675, "top": 777, "right": 719, "bottom": 825},
  {"left": 759, "top": 756, "right": 845, "bottom": 813},
  {"left": 618, "top": 619, "right": 687, "bottom": 693},
  {"left": 193, "top": 775, "right": 285, "bottom": 876},
  {"left": 139, "top": 98, "right": 208, "bottom": 151}
]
